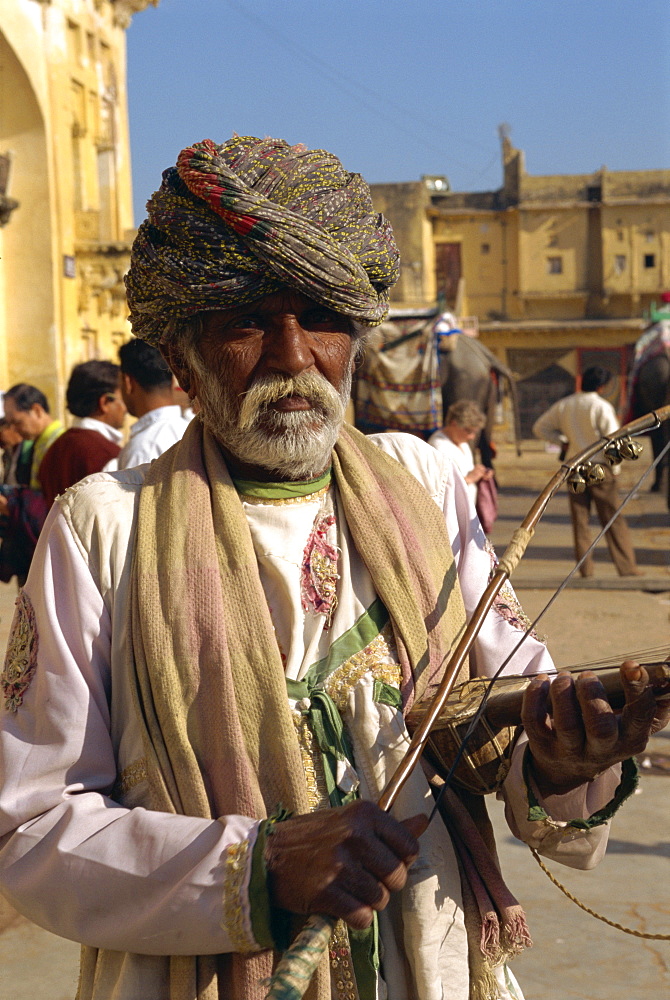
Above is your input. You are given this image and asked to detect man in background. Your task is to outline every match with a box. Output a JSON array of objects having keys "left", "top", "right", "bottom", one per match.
[
  {"left": 2, "top": 385, "right": 63, "bottom": 490},
  {"left": 0, "top": 418, "right": 32, "bottom": 584},
  {"left": 117, "top": 339, "right": 187, "bottom": 469},
  {"left": 39, "top": 361, "right": 126, "bottom": 507},
  {"left": 0, "top": 418, "right": 29, "bottom": 487},
  {"left": 0, "top": 384, "right": 63, "bottom": 584},
  {"left": 533, "top": 366, "right": 641, "bottom": 577}
]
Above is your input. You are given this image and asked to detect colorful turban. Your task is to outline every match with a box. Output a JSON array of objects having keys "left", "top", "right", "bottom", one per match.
[{"left": 125, "top": 136, "right": 400, "bottom": 345}]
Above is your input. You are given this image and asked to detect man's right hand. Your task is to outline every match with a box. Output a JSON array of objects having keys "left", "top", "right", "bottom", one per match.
[{"left": 264, "top": 799, "right": 427, "bottom": 929}]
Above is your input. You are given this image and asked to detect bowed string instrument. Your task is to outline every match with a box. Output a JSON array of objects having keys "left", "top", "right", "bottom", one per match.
[{"left": 267, "top": 404, "right": 670, "bottom": 1000}]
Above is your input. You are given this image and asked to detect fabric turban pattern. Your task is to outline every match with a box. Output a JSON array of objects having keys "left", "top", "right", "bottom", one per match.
[{"left": 125, "top": 136, "right": 400, "bottom": 345}]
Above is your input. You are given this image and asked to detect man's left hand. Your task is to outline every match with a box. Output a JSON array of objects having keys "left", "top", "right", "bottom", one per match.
[{"left": 521, "top": 661, "right": 670, "bottom": 797}]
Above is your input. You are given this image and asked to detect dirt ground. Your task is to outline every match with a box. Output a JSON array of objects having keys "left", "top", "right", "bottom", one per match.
[{"left": 515, "top": 587, "right": 670, "bottom": 670}]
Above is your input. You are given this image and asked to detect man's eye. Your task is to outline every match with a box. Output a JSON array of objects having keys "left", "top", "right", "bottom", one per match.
[
  {"left": 229, "top": 315, "right": 262, "bottom": 330},
  {"left": 303, "top": 308, "right": 348, "bottom": 330}
]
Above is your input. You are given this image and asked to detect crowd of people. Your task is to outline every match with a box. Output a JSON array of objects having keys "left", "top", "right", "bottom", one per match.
[
  {"left": 0, "top": 135, "right": 663, "bottom": 1000},
  {"left": 0, "top": 341, "right": 193, "bottom": 588}
]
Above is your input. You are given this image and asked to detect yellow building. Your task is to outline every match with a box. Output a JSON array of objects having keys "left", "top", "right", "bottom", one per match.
[
  {"left": 371, "top": 136, "right": 670, "bottom": 432},
  {"left": 0, "top": 0, "right": 158, "bottom": 419}
]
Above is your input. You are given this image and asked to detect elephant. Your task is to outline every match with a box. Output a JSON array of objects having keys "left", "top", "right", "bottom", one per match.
[
  {"left": 352, "top": 314, "right": 521, "bottom": 464},
  {"left": 437, "top": 327, "right": 521, "bottom": 466},
  {"left": 627, "top": 320, "right": 670, "bottom": 504}
]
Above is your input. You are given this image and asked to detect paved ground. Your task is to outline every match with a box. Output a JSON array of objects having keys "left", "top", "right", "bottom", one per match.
[{"left": 0, "top": 438, "right": 668, "bottom": 999}]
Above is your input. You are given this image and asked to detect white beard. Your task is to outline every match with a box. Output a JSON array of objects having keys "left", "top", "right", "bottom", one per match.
[{"left": 189, "top": 360, "right": 352, "bottom": 480}]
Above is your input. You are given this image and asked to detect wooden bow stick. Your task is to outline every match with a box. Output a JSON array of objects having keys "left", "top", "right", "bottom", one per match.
[{"left": 266, "top": 404, "right": 670, "bottom": 1000}]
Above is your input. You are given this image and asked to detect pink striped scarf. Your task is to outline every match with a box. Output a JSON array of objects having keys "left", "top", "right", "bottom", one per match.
[{"left": 100, "top": 420, "right": 468, "bottom": 1000}]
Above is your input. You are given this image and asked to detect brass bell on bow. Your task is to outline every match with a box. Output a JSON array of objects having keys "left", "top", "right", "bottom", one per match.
[
  {"left": 604, "top": 436, "right": 644, "bottom": 464},
  {"left": 583, "top": 462, "right": 606, "bottom": 486},
  {"left": 567, "top": 468, "right": 586, "bottom": 493},
  {"left": 567, "top": 462, "right": 605, "bottom": 493}
]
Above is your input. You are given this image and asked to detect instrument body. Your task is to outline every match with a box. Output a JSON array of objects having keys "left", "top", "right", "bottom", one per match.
[{"left": 405, "top": 662, "right": 670, "bottom": 794}]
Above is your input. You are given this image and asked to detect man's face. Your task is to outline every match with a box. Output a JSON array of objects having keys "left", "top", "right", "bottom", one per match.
[
  {"left": 3, "top": 398, "right": 46, "bottom": 440},
  {"left": 180, "top": 290, "right": 358, "bottom": 479},
  {"left": 447, "top": 422, "right": 479, "bottom": 446},
  {"left": 98, "top": 377, "right": 127, "bottom": 429},
  {"left": 0, "top": 423, "right": 22, "bottom": 450}
]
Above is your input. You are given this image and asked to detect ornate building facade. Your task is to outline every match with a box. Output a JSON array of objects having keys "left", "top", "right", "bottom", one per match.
[
  {"left": 0, "top": 0, "right": 158, "bottom": 416},
  {"left": 371, "top": 137, "right": 670, "bottom": 429}
]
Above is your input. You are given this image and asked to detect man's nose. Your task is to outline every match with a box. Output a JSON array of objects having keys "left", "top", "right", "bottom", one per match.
[{"left": 264, "top": 316, "right": 315, "bottom": 376}]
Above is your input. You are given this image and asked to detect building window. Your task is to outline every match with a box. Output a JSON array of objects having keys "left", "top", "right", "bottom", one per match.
[
  {"left": 644, "top": 254, "right": 656, "bottom": 269},
  {"left": 547, "top": 256, "right": 563, "bottom": 274},
  {"left": 434, "top": 242, "right": 461, "bottom": 303},
  {"left": 548, "top": 233, "right": 559, "bottom": 248},
  {"left": 481, "top": 243, "right": 490, "bottom": 254},
  {"left": 614, "top": 255, "right": 626, "bottom": 275},
  {"left": 617, "top": 230, "right": 624, "bottom": 241},
  {"left": 67, "top": 20, "right": 82, "bottom": 65},
  {"left": 645, "top": 231, "right": 655, "bottom": 242}
]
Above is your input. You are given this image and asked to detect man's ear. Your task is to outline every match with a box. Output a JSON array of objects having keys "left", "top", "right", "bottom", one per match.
[
  {"left": 159, "top": 341, "right": 196, "bottom": 398},
  {"left": 94, "top": 393, "right": 108, "bottom": 419}
]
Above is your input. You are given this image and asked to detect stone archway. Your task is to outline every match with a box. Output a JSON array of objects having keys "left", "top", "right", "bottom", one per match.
[{"left": 0, "top": 30, "right": 55, "bottom": 403}]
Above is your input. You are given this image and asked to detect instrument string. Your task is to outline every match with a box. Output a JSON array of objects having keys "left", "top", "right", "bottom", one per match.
[
  {"left": 559, "top": 644, "right": 670, "bottom": 672},
  {"left": 464, "top": 657, "right": 669, "bottom": 689}
]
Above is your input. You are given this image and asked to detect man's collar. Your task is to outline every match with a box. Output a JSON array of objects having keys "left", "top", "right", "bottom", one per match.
[
  {"left": 129, "top": 405, "right": 182, "bottom": 436},
  {"left": 35, "top": 419, "right": 62, "bottom": 444},
  {"left": 231, "top": 468, "right": 332, "bottom": 499},
  {"left": 72, "top": 416, "right": 123, "bottom": 445}
]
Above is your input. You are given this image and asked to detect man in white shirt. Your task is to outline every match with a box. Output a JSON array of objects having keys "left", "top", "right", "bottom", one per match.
[
  {"left": 117, "top": 338, "right": 187, "bottom": 469},
  {"left": 532, "top": 366, "right": 640, "bottom": 576}
]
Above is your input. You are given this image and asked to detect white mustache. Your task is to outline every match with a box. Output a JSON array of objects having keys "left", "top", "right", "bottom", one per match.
[{"left": 237, "top": 372, "right": 342, "bottom": 431}]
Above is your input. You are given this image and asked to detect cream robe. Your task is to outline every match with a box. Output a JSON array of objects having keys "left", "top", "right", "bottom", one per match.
[{"left": 0, "top": 433, "right": 621, "bottom": 999}]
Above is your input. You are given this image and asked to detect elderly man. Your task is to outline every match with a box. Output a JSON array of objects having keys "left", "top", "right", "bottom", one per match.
[{"left": 0, "top": 138, "right": 665, "bottom": 1000}]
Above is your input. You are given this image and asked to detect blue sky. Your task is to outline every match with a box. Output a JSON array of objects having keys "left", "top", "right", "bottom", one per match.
[{"left": 127, "top": 0, "right": 670, "bottom": 225}]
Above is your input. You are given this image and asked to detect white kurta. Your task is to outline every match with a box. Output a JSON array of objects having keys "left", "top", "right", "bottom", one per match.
[
  {"left": 427, "top": 429, "right": 477, "bottom": 503},
  {"left": 0, "top": 432, "right": 622, "bottom": 999},
  {"left": 116, "top": 404, "right": 187, "bottom": 470}
]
